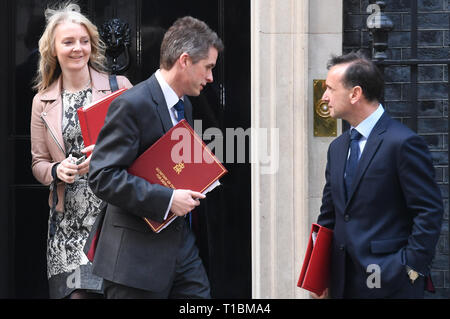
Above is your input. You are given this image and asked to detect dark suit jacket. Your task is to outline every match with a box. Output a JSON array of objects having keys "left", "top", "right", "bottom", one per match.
[
  {"left": 317, "top": 112, "right": 443, "bottom": 298},
  {"left": 88, "top": 74, "right": 194, "bottom": 292}
]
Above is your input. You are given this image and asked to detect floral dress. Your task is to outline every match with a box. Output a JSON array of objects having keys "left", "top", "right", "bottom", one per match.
[{"left": 47, "top": 88, "right": 103, "bottom": 298}]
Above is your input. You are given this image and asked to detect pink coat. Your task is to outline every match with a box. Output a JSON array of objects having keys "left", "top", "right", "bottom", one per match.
[{"left": 30, "top": 67, "right": 133, "bottom": 212}]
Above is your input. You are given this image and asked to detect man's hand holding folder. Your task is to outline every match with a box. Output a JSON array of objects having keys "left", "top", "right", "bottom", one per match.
[
  {"left": 311, "top": 288, "right": 329, "bottom": 299},
  {"left": 171, "top": 190, "right": 205, "bottom": 216},
  {"left": 297, "top": 223, "right": 333, "bottom": 297}
]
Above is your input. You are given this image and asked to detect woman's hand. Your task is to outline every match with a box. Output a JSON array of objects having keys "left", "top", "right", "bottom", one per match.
[
  {"left": 56, "top": 156, "right": 79, "bottom": 184},
  {"left": 77, "top": 144, "right": 95, "bottom": 176}
]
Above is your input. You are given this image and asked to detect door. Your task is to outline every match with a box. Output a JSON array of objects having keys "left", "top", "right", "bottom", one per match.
[{"left": 2, "top": 0, "right": 251, "bottom": 298}]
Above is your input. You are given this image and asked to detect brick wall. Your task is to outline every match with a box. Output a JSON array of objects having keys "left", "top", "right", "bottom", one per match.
[{"left": 343, "top": 0, "right": 449, "bottom": 298}]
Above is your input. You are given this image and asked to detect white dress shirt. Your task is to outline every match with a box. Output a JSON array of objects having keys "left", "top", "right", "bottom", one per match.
[
  {"left": 350, "top": 104, "right": 385, "bottom": 159},
  {"left": 155, "top": 69, "right": 184, "bottom": 125},
  {"left": 154, "top": 69, "right": 185, "bottom": 219}
]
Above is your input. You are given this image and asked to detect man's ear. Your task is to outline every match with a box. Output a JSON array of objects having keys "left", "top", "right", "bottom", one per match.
[
  {"left": 178, "top": 52, "right": 191, "bottom": 69},
  {"left": 350, "top": 86, "right": 363, "bottom": 104}
]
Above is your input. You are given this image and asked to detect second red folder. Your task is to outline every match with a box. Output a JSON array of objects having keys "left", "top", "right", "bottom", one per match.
[{"left": 297, "top": 223, "right": 333, "bottom": 296}]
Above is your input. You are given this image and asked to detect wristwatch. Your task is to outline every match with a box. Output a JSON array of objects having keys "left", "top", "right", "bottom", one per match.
[{"left": 406, "top": 266, "right": 419, "bottom": 283}]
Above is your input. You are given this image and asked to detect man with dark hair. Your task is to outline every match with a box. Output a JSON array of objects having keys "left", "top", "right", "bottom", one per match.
[
  {"left": 313, "top": 52, "right": 443, "bottom": 298},
  {"left": 88, "top": 16, "right": 223, "bottom": 299}
]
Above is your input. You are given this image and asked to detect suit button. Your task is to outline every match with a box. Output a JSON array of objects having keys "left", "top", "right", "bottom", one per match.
[
  {"left": 339, "top": 244, "right": 345, "bottom": 251},
  {"left": 344, "top": 214, "right": 350, "bottom": 222}
]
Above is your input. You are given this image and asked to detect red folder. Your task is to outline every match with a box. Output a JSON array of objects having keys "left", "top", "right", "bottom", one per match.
[
  {"left": 297, "top": 223, "right": 333, "bottom": 296},
  {"left": 128, "top": 119, "right": 228, "bottom": 233},
  {"left": 77, "top": 88, "right": 127, "bottom": 156}
]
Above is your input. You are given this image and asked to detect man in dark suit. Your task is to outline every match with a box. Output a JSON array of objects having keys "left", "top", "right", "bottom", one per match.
[
  {"left": 88, "top": 16, "right": 224, "bottom": 298},
  {"left": 313, "top": 52, "right": 443, "bottom": 299}
]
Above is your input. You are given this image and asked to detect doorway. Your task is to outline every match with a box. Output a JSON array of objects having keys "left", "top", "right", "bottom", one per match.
[{"left": 1, "top": 0, "right": 251, "bottom": 298}]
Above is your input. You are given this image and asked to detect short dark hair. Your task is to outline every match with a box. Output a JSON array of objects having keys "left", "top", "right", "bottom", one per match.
[
  {"left": 160, "top": 16, "right": 224, "bottom": 70},
  {"left": 327, "top": 51, "right": 384, "bottom": 102}
]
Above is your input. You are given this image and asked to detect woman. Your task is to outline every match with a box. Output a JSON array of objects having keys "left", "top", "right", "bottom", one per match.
[{"left": 30, "top": 3, "right": 132, "bottom": 299}]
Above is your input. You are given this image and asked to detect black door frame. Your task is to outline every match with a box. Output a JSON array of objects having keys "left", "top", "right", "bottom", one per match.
[
  {"left": 1, "top": 0, "right": 14, "bottom": 298},
  {"left": 1, "top": 0, "right": 251, "bottom": 298}
]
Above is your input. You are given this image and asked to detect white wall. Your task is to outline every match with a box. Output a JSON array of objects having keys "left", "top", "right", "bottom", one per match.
[{"left": 251, "top": 0, "right": 342, "bottom": 299}]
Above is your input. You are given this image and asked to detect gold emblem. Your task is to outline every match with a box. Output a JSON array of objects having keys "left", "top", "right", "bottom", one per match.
[
  {"left": 173, "top": 162, "right": 185, "bottom": 175},
  {"left": 313, "top": 79, "right": 337, "bottom": 137}
]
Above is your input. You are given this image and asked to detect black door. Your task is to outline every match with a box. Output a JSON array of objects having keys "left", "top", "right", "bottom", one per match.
[{"left": 1, "top": 0, "right": 251, "bottom": 298}]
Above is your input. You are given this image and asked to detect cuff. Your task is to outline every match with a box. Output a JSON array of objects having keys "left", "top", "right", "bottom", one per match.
[
  {"left": 51, "top": 162, "right": 60, "bottom": 181},
  {"left": 406, "top": 265, "right": 424, "bottom": 277},
  {"left": 163, "top": 192, "right": 175, "bottom": 220}
]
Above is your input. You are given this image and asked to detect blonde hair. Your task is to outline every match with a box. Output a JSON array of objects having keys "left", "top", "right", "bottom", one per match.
[{"left": 34, "top": 2, "right": 107, "bottom": 92}]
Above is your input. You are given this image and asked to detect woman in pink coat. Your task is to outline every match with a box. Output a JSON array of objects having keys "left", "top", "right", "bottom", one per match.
[{"left": 30, "top": 2, "right": 132, "bottom": 299}]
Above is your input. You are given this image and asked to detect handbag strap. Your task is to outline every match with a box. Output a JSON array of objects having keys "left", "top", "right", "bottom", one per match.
[{"left": 109, "top": 74, "right": 119, "bottom": 92}]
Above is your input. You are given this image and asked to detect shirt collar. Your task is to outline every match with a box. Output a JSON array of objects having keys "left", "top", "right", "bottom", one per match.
[
  {"left": 155, "top": 69, "right": 183, "bottom": 109},
  {"left": 352, "top": 104, "right": 385, "bottom": 139}
]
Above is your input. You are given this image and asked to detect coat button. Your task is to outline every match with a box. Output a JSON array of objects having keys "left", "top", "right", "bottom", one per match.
[
  {"left": 42, "top": 112, "right": 47, "bottom": 116},
  {"left": 339, "top": 244, "right": 345, "bottom": 251},
  {"left": 344, "top": 214, "right": 350, "bottom": 222}
]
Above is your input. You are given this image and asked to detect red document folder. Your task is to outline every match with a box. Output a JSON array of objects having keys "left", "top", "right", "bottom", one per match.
[
  {"left": 297, "top": 223, "right": 333, "bottom": 296},
  {"left": 128, "top": 119, "right": 228, "bottom": 233},
  {"left": 77, "top": 88, "right": 127, "bottom": 156}
]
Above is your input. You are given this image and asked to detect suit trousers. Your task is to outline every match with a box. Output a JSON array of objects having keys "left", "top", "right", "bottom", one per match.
[{"left": 103, "top": 219, "right": 211, "bottom": 299}]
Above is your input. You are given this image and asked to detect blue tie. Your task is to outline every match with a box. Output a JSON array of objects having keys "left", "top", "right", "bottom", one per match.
[
  {"left": 173, "top": 99, "right": 192, "bottom": 227},
  {"left": 173, "top": 99, "right": 185, "bottom": 121},
  {"left": 344, "top": 129, "right": 362, "bottom": 201}
]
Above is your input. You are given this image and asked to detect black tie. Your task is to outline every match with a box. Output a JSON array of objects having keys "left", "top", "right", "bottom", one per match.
[
  {"left": 173, "top": 99, "right": 185, "bottom": 121},
  {"left": 345, "top": 129, "right": 362, "bottom": 201}
]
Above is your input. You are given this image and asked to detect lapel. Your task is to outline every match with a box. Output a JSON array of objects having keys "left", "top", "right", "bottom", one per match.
[
  {"left": 183, "top": 97, "right": 194, "bottom": 127},
  {"left": 335, "top": 131, "right": 351, "bottom": 207},
  {"left": 90, "top": 67, "right": 113, "bottom": 100},
  {"left": 147, "top": 74, "right": 174, "bottom": 133},
  {"left": 147, "top": 73, "right": 195, "bottom": 131},
  {"left": 40, "top": 77, "right": 65, "bottom": 153},
  {"left": 345, "top": 112, "right": 389, "bottom": 207}
]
